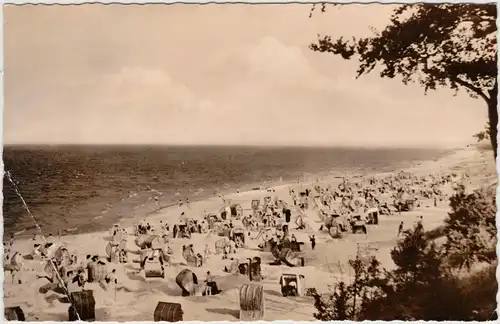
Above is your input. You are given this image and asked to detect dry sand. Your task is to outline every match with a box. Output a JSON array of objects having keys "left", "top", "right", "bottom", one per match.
[{"left": 3, "top": 145, "right": 496, "bottom": 321}]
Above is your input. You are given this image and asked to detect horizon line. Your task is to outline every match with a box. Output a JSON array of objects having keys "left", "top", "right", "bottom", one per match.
[{"left": 2, "top": 142, "right": 462, "bottom": 150}]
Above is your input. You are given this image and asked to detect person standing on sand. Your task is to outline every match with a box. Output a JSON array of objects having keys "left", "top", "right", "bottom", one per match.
[
  {"left": 204, "top": 244, "right": 211, "bottom": 261},
  {"left": 398, "top": 221, "right": 404, "bottom": 237},
  {"left": 173, "top": 224, "right": 178, "bottom": 239},
  {"left": 416, "top": 216, "right": 424, "bottom": 232},
  {"left": 205, "top": 271, "right": 215, "bottom": 295},
  {"left": 9, "top": 234, "right": 15, "bottom": 248}
]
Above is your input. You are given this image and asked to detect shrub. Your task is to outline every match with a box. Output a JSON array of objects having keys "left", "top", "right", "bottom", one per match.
[
  {"left": 313, "top": 227, "right": 497, "bottom": 321},
  {"left": 444, "top": 187, "right": 497, "bottom": 270},
  {"left": 312, "top": 255, "right": 386, "bottom": 321},
  {"left": 313, "top": 186, "right": 498, "bottom": 321}
]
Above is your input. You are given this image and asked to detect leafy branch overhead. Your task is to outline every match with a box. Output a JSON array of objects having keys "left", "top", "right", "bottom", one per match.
[
  {"left": 310, "top": 4, "right": 496, "bottom": 97},
  {"left": 309, "top": 3, "right": 498, "bottom": 157}
]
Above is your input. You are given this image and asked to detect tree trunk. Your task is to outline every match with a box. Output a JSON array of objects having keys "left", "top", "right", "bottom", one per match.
[{"left": 487, "top": 80, "right": 498, "bottom": 159}]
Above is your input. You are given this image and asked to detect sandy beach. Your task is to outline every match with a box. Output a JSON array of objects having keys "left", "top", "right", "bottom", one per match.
[{"left": 3, "top": 145, "right": 495, "bottom": 322}]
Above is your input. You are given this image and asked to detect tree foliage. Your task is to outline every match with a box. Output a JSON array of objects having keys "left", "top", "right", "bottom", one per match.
[
  {"left": 313, "top": 223, "right": 497, "bottom": 320},
  {"left": 365, "top": 228, "right": 458, "bottom": 320},
  {"left": 310, "top": 4, "right": 498, "bottom": 156},
  {"left": 389, "top": 228, "right": 445, "bottom": 287},
  {"left": 473, "top": 122, "right": 491, "bottom": 142},
  {"left": 312, "top": 255, "right": 386, "bottom": 321},
  {"left": 443, "top": 186, "right": 497, "bottom": 270}
]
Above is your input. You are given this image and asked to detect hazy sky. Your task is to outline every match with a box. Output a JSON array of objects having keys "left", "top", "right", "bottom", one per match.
[{"left": 4, "top": 4, "right": 487, "bottom": 147}]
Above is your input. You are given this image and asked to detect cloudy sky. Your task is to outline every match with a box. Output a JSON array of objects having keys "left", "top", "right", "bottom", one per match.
[{"left": 4, "top": 4, "right": 487, "bottom": 147}]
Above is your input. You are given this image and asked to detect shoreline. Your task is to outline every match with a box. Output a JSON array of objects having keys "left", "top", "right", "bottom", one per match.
[
  {"left": 11, "top": 145, "right": 477, "bottom": 244},
  {"left": 3, "top": 144, "right": 495, "bottom": 322},
  {"left": 4, "top": 149, "right": 457, "bottom": 239}
]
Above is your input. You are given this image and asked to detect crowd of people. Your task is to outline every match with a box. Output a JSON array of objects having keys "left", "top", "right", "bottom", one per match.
[{"left": 3, "top": 168, "right": 467, "bottom": 317}]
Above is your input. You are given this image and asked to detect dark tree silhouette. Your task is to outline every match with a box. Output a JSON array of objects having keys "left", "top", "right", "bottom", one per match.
[
  {"left": 444, "top": 186, "right": 497, "bottom": 270},
  {"left": 310, "top": 4, "right": 497, "bottom": 157},
  {"left": 473, "top": 122, "right": 491, "bottom": 143},
  {"left": 313, "top": 226, "right": 498, "bottom": 321}
]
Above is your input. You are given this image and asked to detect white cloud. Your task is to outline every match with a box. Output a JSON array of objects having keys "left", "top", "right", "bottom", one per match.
[
  {"left": 3, "top": 5, "right": 488, "bottom": 147},
  {"left": 245, "top": 36, "right": 334, "bottom": 91},
  {"left": 98, "top": 67, "right": 203, "bottom": 113}
]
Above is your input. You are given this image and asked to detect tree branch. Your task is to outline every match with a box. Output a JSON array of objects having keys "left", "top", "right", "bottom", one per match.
[{"left": 450, "top": 76, "right": 490, "bottom": 103}]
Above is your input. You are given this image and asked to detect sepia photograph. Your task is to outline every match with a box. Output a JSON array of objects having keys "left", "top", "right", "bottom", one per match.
[{"left": 2, "top": 2, "right": 498, "bottom": 322}]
